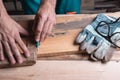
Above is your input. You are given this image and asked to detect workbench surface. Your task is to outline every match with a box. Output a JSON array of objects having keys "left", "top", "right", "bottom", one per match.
[
  {"left": 0, "top": 60, "right": 120, "bottom": 80},
  {"left": 0, "top": 12, "right": 120, "bottom": 80}
]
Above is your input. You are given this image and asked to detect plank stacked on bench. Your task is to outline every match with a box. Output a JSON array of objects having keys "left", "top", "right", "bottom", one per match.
[{"left": 11, "top": 12, "right": 120, "bottom": 61}]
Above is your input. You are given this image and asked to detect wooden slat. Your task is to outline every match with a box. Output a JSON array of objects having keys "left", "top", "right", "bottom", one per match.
[
  {"left": 38, "top": 51, "right": 120, "bottom": 61},
  {"left": 12, "top": 12, "right": 120, "bottom": 23},
  {"left": 0, "top": 61, "right": 120, "bottom": 80},
  {"left": 81, "top": 0, "right": 95, "bottom": 9},
  {"left": 81, "top": 9, "right": 106, "bottom": 14},
  {"left": 107, "top": 8, "right": 120, "bottom": 12}
]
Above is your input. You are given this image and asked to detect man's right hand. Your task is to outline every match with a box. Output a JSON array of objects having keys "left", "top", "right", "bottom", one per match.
[{"left": 0, "top": 14, "right": 30, "bottom": 64}]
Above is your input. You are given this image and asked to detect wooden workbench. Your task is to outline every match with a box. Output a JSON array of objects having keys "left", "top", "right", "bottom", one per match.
[
  {"left": 0, "top": 61, "right": 120, "bottom": 80},
  {"left": 0, "top": 12, "right": 120, "bottom": 80}
]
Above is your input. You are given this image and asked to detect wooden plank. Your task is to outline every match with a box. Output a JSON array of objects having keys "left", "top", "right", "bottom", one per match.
[
  {"left": 81, "top": 9, "right": 106, "bottom": 14},
  {"left": 0, "top": 60, "right": 120, "bottom": 80},
  {"left": 16, "top": 15, "right": 96, "bottom": 56},
  {"left": 11, "top": 12, "right": 120, "bottom": 61},
  {"left": 107, "top": 8, "right": 120, "bottom": 12},
  {"left": 38, "top": 51, "right": 120, "bottom": 61},
  {"left": 81, "top": 0, "right": 95, "bottom": 9},
  {"left": 95, "top": 4, "right": 117, "bottom": 9},
  {"left": 12, "top": 12, "right": 120, "bottom": 24}
]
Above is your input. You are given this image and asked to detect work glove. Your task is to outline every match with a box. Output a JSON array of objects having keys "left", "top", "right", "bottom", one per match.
[{"left": 76, "top": 14, "right": 120, "bottom": 62}]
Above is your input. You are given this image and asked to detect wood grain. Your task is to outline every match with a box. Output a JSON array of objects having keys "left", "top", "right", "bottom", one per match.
[{"left": 0, "top": 60, "right": 120, "bottom": 80}]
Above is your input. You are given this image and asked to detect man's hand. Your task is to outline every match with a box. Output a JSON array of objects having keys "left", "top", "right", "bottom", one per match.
[
  {"left": 33, "top": 0, "right": 56, "bottom": 45},
  {"left": 0, "top": 15, "right": 30, "bottom": 64},
  {"left": 0, "top": 0, "right": 30, "bottom": 64}
]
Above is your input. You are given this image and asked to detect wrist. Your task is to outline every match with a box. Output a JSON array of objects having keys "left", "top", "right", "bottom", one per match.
[
  {"left": 0, "top": 10, "right": 10, "bottom": 25},
  {"left": 0, "top": 11, "right": 9, "bottom": 21},
  {"left": 40, "top": 0, "right": 56, "bottom": 9},
  {"left": 37, "top": 1, "right": 56, "bottom": 14},
  {"left": 0, "top": 1, "right": 9, "bottom": 20}
]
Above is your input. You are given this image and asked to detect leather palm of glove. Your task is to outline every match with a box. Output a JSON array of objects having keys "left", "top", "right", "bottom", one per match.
[{"left": 76, "top": 14, "right": 120, "bottom": 62}]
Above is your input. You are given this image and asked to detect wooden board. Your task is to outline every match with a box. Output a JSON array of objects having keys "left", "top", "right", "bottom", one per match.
[
  {"left": 81, "top": 0, "right": 95, "bottom": 9},
  {"left": 0, "top": 60, "right": 120, "bottom": 80},
  {"left": 11, "top": 12, "right": 120, "bottom": 61},
  {"left": 107, "top": 8, "right": 120, "bottom": 12},
  {"left": 0, "top": 37, "right": 37, "bottom": 68}
]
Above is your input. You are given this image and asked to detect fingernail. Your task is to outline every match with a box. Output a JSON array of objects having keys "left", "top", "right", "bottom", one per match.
[
  {"left": 26, "top": 52, "right": 30, "bottom": 57},
  {"left": 11, "top": 60, "right": 16, "bottom": 65},
  {"left": 18, "top": 57, "right": 23, "bottom": 64},
  {"left": 0, "top": 57, "right": 4, "bottom": 61},
  {"left": 18, "top": 59, "right": 23, "bottom": 64},
  {"left": 35, "top": 41, "right": 40, "bottom": 48}
]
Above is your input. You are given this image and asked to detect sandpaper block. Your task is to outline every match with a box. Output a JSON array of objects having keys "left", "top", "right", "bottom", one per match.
[{"left": 0, "top": 37, "right": 37, "bottom": 68}]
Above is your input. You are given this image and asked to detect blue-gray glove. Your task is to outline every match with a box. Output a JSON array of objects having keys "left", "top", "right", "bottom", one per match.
[{"left": 76, "top": 14, "right": 120, "bottom": 62}]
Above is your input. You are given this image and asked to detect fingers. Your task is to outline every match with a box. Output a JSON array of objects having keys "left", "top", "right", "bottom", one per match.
[
  {"left": 81, "top": 41, "right": 88, "bottom": 50},
  {"left": 34, "top": 16, "right": 55, "bottom": 42},
  {"left": 40, "top": 19, "right": 55, "bottom": 42},
  {"left": 80, "top": 31, "right": 94, "bottom": 51},
  {"left": 16, "top": 34, "right": 30, "bottom": 58},
  {"left": 90, "top": 42, "right": 111, "bottom": 61},
  {"left": 78, "top": 31, "right": 113, "bottom": 62},
  {"left": 34, "top": 16, "right": 45, "bottom": 42},
  {"left": 39, "top": 20, "right": 49, "bottom": 42},
  {"left": 76, "top": 30, "right": 87, "bottom": 43},
  {"left": 32, "top": 15, "right": 39, "bottom": 32},
  {"left": 85, "top": 36, "right": 95, "bottom": 53},
  {"left": 102, "top": 47, "right": 115, "bottom": 62},
  {"left": 95, "top": 43, "right": 110, "bottom": 60},
  {"left": 90, "top": 53, "right": 98, "bottom": 61},
  {"left": 78, "top": 29, "right": 113, "bottom": 62},
  {"left": 0, "top": 41, "right": 4, "bottom": 61},
  {"left": 86, "top": 37, "right": 103, "bottom": 54},
  {"left": 2, "top": 41, "right": 16, "bottom": 64},
  {"left": 44, "top": 22, "right": 54, "bottom": 40},
  {"left": 8, "top": 36, "right": 23, "bottom": 64}
]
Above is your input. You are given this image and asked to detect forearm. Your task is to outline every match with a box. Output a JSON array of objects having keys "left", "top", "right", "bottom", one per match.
[
  {"left": 0, "top": 1, "right": 8, "bottom": 17},
  {"left": 41, "top": 0, "right": 56, "bottom": 9}
]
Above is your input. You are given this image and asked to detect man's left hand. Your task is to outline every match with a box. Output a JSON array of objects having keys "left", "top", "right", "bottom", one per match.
[{"left": 33, "top": 2, "right": 56, "bottom": 44}]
